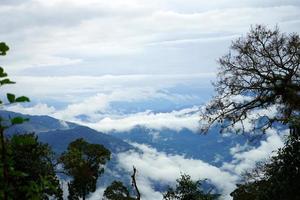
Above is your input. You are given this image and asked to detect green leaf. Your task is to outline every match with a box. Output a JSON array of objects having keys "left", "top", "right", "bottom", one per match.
[
  {"left": 0, "top": 73, "right": 7, "bottom": 78},
  {"left": 1, "top": 78, "right": 15, "bottom": 85},
  {"left": 0, "top": 42, "right": 9, "bottom": 56},
  {"left": 15, "top": 96, "right": 30, "bottom": 103},
  {"left": 0, "top": 67, "right": 7, "bottom": 77},
  {"left": 11, "top": 117, "right": 29, "bottom": 125},
  {"left": 7, "top": 93, "right": 16, "bottom": 103}
]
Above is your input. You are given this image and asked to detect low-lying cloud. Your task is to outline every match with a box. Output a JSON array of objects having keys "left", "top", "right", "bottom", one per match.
[
  {"left": 114, "top": 129, "right": 284, "bottom": 200},
  {"left": 82, "top": 107, "right": 200, "bottom": 132},
  {"left": 117, "top": 143, "right": 239, "bottom": 200}
]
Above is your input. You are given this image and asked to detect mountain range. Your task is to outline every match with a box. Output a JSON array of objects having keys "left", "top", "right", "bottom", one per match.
[{"left": 1, "top": 110, "right": 264, "bottom": 199}]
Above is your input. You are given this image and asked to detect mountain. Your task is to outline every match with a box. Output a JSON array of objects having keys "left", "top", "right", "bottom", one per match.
[
  {"left": 1, "top": 110, "right": 255, "bottom": 166},
  {"left": 1, "top": 110, "right": 269, "bottom": 198},
  {"left": 1, "top": 110, "right": 136, "bottom": 187},
  {"left": 1, "top": 110, "right": 133, "bottom": 154},
  {"left": 109, "top": 126, "right": 255, "bottom": 166}
]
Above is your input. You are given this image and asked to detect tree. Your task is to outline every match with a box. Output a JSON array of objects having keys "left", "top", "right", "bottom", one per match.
[
  {"left": 199, "top": 25, "right": 300, "bottom": 199},
  {"left": 201, "top": 25, "right": 300, "bottom": 134},
  {"left": 230, "top": 132, "right": 300, "bottom": 200},
  {"left": 131, "top": 166, "right": 141, "bottom": 200},
  {"left": 0, "top": 42, "right": 36, "bottom": 200},
  {"left": 60, "top": 138, "right": 111, "bottom": 200},
  {"left": 8, "top": 134, "right": 63, "bottom": 200},
  {"left": 163, "top": 174, "right": 219, "bottom": 200},
  {"left": 103, "top": 181, "right": 135, "bottom": 200}
]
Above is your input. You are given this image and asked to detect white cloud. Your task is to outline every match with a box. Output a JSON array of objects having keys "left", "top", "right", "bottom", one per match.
[
  {"left": 117, "top": 143, "right": 239, "bottom": 200},
  {"left": 222, "top": 128, "right": 286, "bottom": 175},
  {"left": 87, "top": 187, "right": 106, "bottom": 200},
  {"left": 5, "top": 102, "right": 202, "bottom": 133},
  {"left": 113, "top": 130, "right": 285, "bottom": 200},
  {"left": 3, "top": 74, "right": 211, "bottom": 133},
  {"left": 5, "top": 103, "right": 56, "bottom": 116},
  {"left": 82, "top": 106, "right": 200, "bottom": 133},
  {"left": 1, "top": 1, "right": 299, "bottom": 75},
  {"left": 5, "top": 74, "right": 212, "bottom": 101}
]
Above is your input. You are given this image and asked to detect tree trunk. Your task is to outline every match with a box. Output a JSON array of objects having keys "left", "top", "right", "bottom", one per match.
[
  {"left": 290, "top": 123, "right": 300, "bottom": 138},
  {"left": 0, "top": 127, "right": 8, "bottom": 200},
  {"left": 82, "top": 188, "right": 86, "bottom": 200},
  {"left": 131, "top": 166, "right": 141, "bottom": 200}
]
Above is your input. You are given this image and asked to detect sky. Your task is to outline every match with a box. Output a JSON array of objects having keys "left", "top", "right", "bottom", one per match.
[
  {"left": 1, "top": 0, "right": 299, "bottom": 199},
  {"left": 1, "top": 0, "right": 300, "bottom": 124}
]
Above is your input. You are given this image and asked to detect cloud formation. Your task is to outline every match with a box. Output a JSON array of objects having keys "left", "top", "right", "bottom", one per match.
[
  {"left": 5, "top": 74, "right": 211, "bottom": 133},
  {"left": 81, "top": 107, "right": 200, "bottom": 132},
  {"left": 222, "top": 128, "right": 286, "bottom": 174},
  {"left": 1, "top": 0, "right": 299, "bottom": 75},
  {"left": 115, "top": 130, "right": 284, "bottom": 200},
  {"left": 117, "top": 143, "right": 239, "bottom": 200}
]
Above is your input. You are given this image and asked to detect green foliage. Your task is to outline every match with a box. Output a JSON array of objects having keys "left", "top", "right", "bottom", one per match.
[
  {"left": 0, "top": 42, "right": 57, "bottom": 200},
  {"left": 6, "top": 94, "right": 30, "bottom": 104},
  {"left": 231, "top": 130, "right": 300, "bottom": 200},
  {"left": 60, "top": 138, "right": 111, "bottom": 200},
  {"left": 0, "top": 42, "right": 9, "bottom": 56},
  {"left": 103, "top": 181, "right": 135, "bottom": 200},
  {"left": 0, "top": 43, "right": 30, "bottom": 110},
  {"left": 10, "top": 116, "right": 29, "bottom": 125},
  {"left": 0, "top": 134, "right": 63, "bottom": 200},
  {"left": 163, "top": 174, "right": 220, "bottom": 200},
  {"left": 0, "top": 79, "right": 15, "bottom": 86}
]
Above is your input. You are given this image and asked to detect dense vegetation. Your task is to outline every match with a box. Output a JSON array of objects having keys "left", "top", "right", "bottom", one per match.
[
  {"left": 1, "top": 24, "right": 299, "bottom": 199},
  {"left": 103, "top": 181, "right": 135, "bottom": 200},
  {"left": 60, "top": 138, "right": 111, "bottom": 200},
  {"left": 163, "top": 174, "right": 219, "bottom": 200},
  {"left": 230, "top": 133, "right": 300, "bottom": 200}
]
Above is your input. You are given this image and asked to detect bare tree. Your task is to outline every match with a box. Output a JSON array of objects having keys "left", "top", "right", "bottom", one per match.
[
  {"left": 201, "top": 25, "right": 300, "bottom": 134},
  {"left": 131, "top": 166, "right": 141, "bottom": 200}
]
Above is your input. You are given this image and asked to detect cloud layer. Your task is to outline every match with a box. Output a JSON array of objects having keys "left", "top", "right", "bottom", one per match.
[
  {"left": 4, "top": 74, "right": 212, "bottom": 133},
  {"left": 1, "top": 0, "right": 299, "bottom": 76},
  {"left": 114, "top": 130, "right": 284, "bottom": 200},
  {"left": 117, "top": 143, "right": 238, "bottom": 200}
]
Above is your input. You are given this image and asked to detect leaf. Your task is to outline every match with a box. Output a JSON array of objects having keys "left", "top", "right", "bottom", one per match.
[
  {"left": 7, "top": 93, "right": 15, "bottom": 103},
  {"left": 0, "top": 42, "right": 9, "bottom": 56},
  {"left": 1, "top": 78, "right": 15, "bottom": 85},
  {"left": 0, "top": 67, "right": 7, "bottom": 78},
  {"left": 11, "top": 117, "right": 29, "bottom": 125},
  {"left": 15, "top": 96, "right": 30, "bottom": 103},
  {"left": 0, "top": 72, "right": 7, "bottom": 78}
]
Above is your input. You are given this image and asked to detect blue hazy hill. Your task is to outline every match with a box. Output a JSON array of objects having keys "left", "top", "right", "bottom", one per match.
[
  {"left": 1, "top": 110, "right": 254, "bottom": 166},
  {"left": 0, "top": 110, "right": 133, "bottom": 154},
  {"left": 0, "top": 110, "right": 267, "bottom": 196},
  {"left": 0, "top": 110, "right": 136, "bottom": 186},
  {"left": 110, "top": 126, "right": 251, "bottom": 166}
]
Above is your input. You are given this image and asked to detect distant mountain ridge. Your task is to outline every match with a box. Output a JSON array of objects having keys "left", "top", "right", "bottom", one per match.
[
  {"left": 1, "top": 110, "right": 133, "bottom": 154},
  {"left": 110, "top": 126, "right": 251, "bottom": 166},
  {"left": 0, "top": 110, "right": 272, "bottom": 198},
  {"left": 0, "top": 110, "right": 136, "bottom": 189},
  {"left": 1, "top": 110, "right": 257, "bottom": 165}
]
